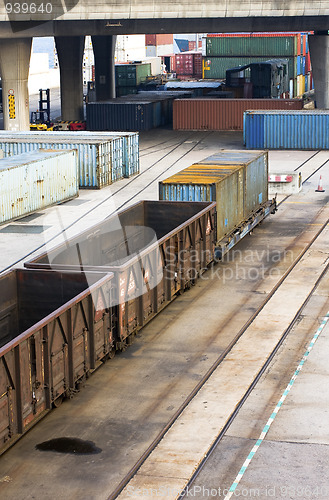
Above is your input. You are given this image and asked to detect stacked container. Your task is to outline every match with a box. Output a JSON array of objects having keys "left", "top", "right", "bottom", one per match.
[
  {"left": 202, "top": 32, "right": 312, "bottom": 97},
  {"left": 145, "top": 34, "right": 174, "bottom": 57},
  {"left": 159, "top": 150, "right": 268, "bottom": 244},
  {"left": 0, "top": 131, "right": 140, "bottom": 187},
  {"left": 243, "top": 110, "right": 329, "bottom": 150},
  {"left": 115, "top": 63, "right": 152, "bottom": 96}
]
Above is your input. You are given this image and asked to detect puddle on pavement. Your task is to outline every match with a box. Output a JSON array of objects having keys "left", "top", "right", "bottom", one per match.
[{"left": 36, "top": 437, "right": 102, "bottom": 454}]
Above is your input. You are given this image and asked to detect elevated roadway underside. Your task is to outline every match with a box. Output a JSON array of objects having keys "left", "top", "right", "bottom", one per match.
[{"left": 0, "top": 16, "right": 328, "bottom": 37}]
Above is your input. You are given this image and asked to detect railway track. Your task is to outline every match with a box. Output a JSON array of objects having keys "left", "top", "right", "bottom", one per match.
[
  {"left": 0, "top": 136, "right": 328, "bottom": 498},
  {"left": 108, "top": 209, "right": 329, "bottom": 499}
]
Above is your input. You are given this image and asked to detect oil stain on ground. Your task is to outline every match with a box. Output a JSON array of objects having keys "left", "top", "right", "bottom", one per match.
[{"left": 36, "top": 437, "right": 102, "bottom": 454}]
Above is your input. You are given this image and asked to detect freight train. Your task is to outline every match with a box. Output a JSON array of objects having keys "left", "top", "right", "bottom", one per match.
[{"left": 0, "top": 150, "right": 276, "bottom": 455}]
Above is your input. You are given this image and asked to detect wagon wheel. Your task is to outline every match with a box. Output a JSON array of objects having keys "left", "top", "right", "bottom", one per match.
[
  {"left": 108, "top": 348, "right": 116, "bottom": 359},
  {"left": 53, "top": 395, "right": 64, "bottom": 408}
]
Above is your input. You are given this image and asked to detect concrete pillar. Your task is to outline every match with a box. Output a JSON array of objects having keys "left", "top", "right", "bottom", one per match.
[
  {"left": 309, "top": 34, "right": 329, "bottom": 109},
  {"left": 55, "top": 36, "right": 84, "bottom": 121},
  {"left": 91, "top": 35, "right": 117, "bottom": 100},
  {"left": 0, "top": 38, "right": 32, "bottom": 131}
]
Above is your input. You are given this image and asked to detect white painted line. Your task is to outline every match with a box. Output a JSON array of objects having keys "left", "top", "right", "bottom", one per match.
[{"left": 224, "top": 310, "right": 329, "bottom": 500}]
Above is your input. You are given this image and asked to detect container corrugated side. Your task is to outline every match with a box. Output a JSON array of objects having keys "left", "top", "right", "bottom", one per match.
[
  {"left": 243, "top": 110, "right": 329, "bottom": 150},
  {"left": 2, "top": 131, "right": 140, "bottom": 179},
  {"left": 159, "top": 164, "right": 245, "bottom": 242},
  {"left": 173, "top": 99, "right": 303, "bottom": 131},
  {"left": 0, "top": 136, "right": 124, "bottom": 188},
  {"left": 197, "top": 150, "right": 269, "bottom": 215},
  {"left": 0, "top": 150, "right": 78, "bottom": 224},
  {"left": 206, "top": 36, "right": 297, "bottom": 57},
  {"left": 86, "top": 102, "right": 155, "bottom": 131}
]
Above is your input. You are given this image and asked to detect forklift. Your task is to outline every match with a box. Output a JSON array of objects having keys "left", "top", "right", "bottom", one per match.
[{"left": 30, "top": 89, "right": 56, "bottom": 130}]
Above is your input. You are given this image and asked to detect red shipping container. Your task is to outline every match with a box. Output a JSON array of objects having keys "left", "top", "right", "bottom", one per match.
[
  {"left": 173, "top": 98, "right": 304, "bottom": 131},
  {"left": 175, "top": 53, "right": 194, "bottom": 75},
  {"left": 145, "top": 34, "right": 156, "bottom": 46},
  {"left": 156, "top": 34, "right": 173, "bottom": 46},
  {"left": 175, "top": 52, "right": 202, "bottom": 78}
]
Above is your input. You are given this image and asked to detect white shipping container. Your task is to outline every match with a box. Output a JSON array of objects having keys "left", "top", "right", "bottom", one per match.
[
  {"left": 0, "top": 150, "right": 78, "bottom": 225},
  {"left": 156, "top": 44, "right": 174, "bottom": 57},
  {"left": 0, "top": 131, "right": 140, "bottom": 179},
  {"left": 145, "top": 46, "right": 157, "bottom": 58},
  {"left": 0, "top": 133, "right": 126, "bottom": 188}
]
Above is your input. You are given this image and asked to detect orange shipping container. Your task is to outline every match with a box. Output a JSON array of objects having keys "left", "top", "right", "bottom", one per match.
[{"left": 173, "top": 98, "right": 304, "bottom": 131}]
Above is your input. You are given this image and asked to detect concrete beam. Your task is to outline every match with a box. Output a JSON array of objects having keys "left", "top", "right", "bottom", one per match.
[
  {"left": 309, "top": 34, "right": 329, "bottom": 109},
  {"left": 0, "top": 38, "right": 31, "bottom": 130},
  {"left": 91, "top": 35, "right": 116, "bottom": 101},
  {"left": 0, "top": 17, "right": 329, "bottom": 37},
  {"left": 55, "top": 36, "right": 84, "bottom": 121}
]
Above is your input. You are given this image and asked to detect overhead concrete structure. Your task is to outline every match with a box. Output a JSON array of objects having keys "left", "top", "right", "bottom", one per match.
[
  {"left": 0, "top": 38, "right": 32, "bottom": 130},
  {"left": 309, "top": 34, "right": 329, "bottom": 109},
  {"left": 91, "top": 35, "right": 116, "bottom": 100},
  {"left": 55, "top": 36, "right": 85, "bottom": 121},
  {"left": 0, "top": 1, "right": 328, "bottom": 35}
]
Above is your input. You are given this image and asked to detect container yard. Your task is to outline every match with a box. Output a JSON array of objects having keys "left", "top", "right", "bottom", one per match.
[
  {"left": 0, "top": 124, "right": 328, "bottom": 500},
  {"left": 1, "top": 18, "right": 329, "bottom": 500}
]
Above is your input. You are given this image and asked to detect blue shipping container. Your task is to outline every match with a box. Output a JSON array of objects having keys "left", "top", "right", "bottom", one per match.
[
  {"left": 297, "top": 55, "right": 301, "bottom": 75},
  {"left": 244, "top": 110, "right": 329, "bottom": 150}
]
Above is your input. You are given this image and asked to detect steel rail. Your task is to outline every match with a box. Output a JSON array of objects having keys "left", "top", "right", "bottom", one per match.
[
  {"left": 107, "top": 212, "right": 329, "bottom": 500},
  {"left": 179, "top": 237, "right": 329, "bottom": 498}
]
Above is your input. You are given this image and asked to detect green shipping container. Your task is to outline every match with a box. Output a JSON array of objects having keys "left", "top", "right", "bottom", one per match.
[
  {"left": 206, "top": 36, "right": 298, "bottom": 58},
  {"left": 115, "top": 63, "right": 152, "bottom": 87},
  {"left": 203, "top": 56, "right": 297, "bottom": 81}
]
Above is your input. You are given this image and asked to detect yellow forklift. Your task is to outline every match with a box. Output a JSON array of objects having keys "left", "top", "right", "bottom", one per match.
[{"left": 30, "top": 89, "right": 57, "bottom": 130}]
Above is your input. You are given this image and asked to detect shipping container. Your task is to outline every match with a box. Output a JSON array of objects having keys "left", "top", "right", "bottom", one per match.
[
  {"left": 203, "top": 56, "right": 298, "bottom": 81},
  {"left": 145, "top": 34, "right": 157, "bottom": 46},
  {"left": 0, "top": 134, "right": 125, "bottom": 188},
  {"left": 145, "top": 34, "right": 174, "bottom": 46},
  {"left": 206, "top": 36, "right": 298, "bottom": 58},
  {"left": 207, "top": 32, "right": 303, "bottom": 56},
  {"left": 0, "top": 269, "right": 115, "bottom": 454},
  {"left": 4, "top": 131, "right": 140, "bottom": 179},
  {"left": 244, "top": 110, "right": 329, "bottom": 149},
  {"left": 0, "top": 150, "right": 78, "bottom": 224},
  {"left": 175, "top": 52, "right": 203, "bottom": 78},
  {"left": 173, "top": 98, "right": 304, "bottom": 131},
  {"left": 159, "top": 150, "right": 268, "bottom": 243},
  {"left": 25, "top": 200, "right": 216, "bottom": 338},
  {"left": 86, "top": 95, "right": 176, "bottom": 131},
  {"left": 115, "top": 63, "right": 152, "bottom": 88},
  {"left": 197, "top": 151, "right": 268, "bottom": 217}
]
